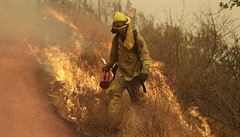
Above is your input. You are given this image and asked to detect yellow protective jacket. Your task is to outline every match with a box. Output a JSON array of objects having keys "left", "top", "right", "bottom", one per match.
[{"left": 107, "top": 32, "right": 151, "bottom": 81}]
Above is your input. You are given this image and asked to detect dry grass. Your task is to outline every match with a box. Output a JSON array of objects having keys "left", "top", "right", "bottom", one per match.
[{"left": 29, "top": 1, "right": 240, "bottom": 137}]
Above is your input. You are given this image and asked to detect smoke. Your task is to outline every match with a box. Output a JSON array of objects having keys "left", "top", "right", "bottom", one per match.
[{"left": 0, "top": 0, "right": 73, "bottom": 46}]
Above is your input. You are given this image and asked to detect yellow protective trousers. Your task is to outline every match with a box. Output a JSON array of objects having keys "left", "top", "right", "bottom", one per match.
[{"left": 106, "top": 75, "right": 146, "bottom": 128}]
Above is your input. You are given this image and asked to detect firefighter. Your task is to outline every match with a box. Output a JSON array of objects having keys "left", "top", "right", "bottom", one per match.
[{"left": 102, "top": 12, "right": 151, "bottom": 132}]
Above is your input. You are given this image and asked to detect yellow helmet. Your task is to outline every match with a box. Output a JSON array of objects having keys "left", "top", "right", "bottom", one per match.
[{"left": 112, "top": 12, "right": 130, "bottom": 30}]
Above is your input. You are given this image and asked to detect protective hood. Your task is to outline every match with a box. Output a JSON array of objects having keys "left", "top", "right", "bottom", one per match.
[{"left": 118, "top": 23, "right": 134, "bottom": 49}]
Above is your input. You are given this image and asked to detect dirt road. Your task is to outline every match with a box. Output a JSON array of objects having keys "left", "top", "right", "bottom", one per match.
[{"left": 0, "top": 43, "right": 78, "bottom": 137}]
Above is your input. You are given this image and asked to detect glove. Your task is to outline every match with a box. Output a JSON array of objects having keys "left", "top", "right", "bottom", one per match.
[
  {"left": 137, "top": 73, "right": 149, "bottom": 82},
  {"left": 102, "top": 65, "right": 112, "bottom": 72}
]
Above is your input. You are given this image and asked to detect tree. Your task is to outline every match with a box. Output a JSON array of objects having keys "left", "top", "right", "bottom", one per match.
[
  {"left": 113, "top": 0, "right": 122, "bottom": 12},
  {"left": 219, "top": 0, "right": 240, "bottom": 10}
]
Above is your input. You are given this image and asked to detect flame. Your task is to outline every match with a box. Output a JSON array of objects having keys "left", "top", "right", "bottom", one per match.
[
  {"left": 30, "top": 43, "right": 214, "bottom": 136},
  {"left": 47, "top": 7, "right": 78, "bottom": 31},
  {"left": 189, "top": 106, "right": 213, "bottom": 137},
  {"left": 147, "top": 62, "right": 214, "bottom": 137},
  {"left": 101, "top": 58, "right": 107, "bottom": 64},
  {"left": 28, "top": 8, "right": 215, "bottom": 137},
  {"left": 28, "top": 41, "right": 100, "bottom": 122},
  {"left": 46, "top": 7, "right": 82, "bottom": 40}
]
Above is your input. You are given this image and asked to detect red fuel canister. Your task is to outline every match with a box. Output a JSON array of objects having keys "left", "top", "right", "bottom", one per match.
[{"left": 100, "top": 71, "right": 111, "bottom": 89}]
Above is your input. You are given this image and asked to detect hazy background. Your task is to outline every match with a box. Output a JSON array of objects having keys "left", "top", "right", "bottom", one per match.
[
  {"left": 132, "top": 0, "right": 240, "bottom": 24},
  {"left": 0, "top": 0, "right": 239, "bottom": 39},
  {"left": 0, "top": 0, "right": 73, "bottom": 45}
]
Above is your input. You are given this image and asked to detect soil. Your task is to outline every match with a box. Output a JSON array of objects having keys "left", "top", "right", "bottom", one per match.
[{"left": 0, "top": 43, "right": 78, "bottom": 137}]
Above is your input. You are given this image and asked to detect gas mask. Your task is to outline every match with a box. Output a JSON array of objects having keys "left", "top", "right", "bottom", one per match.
[
  {"left": 111, "top": 25, "right": 128, "bottom": 35},
  {"left": 111, "top": 28, "right": 118, "bottom": 34}
]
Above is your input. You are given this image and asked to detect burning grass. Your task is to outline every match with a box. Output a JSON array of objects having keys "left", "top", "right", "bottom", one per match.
[
  {"left": 27, "top": 7, "right": 215, "bottom": 137},
  {"left": 28, "top": 43, "right": 213, "bottom": 137}
]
